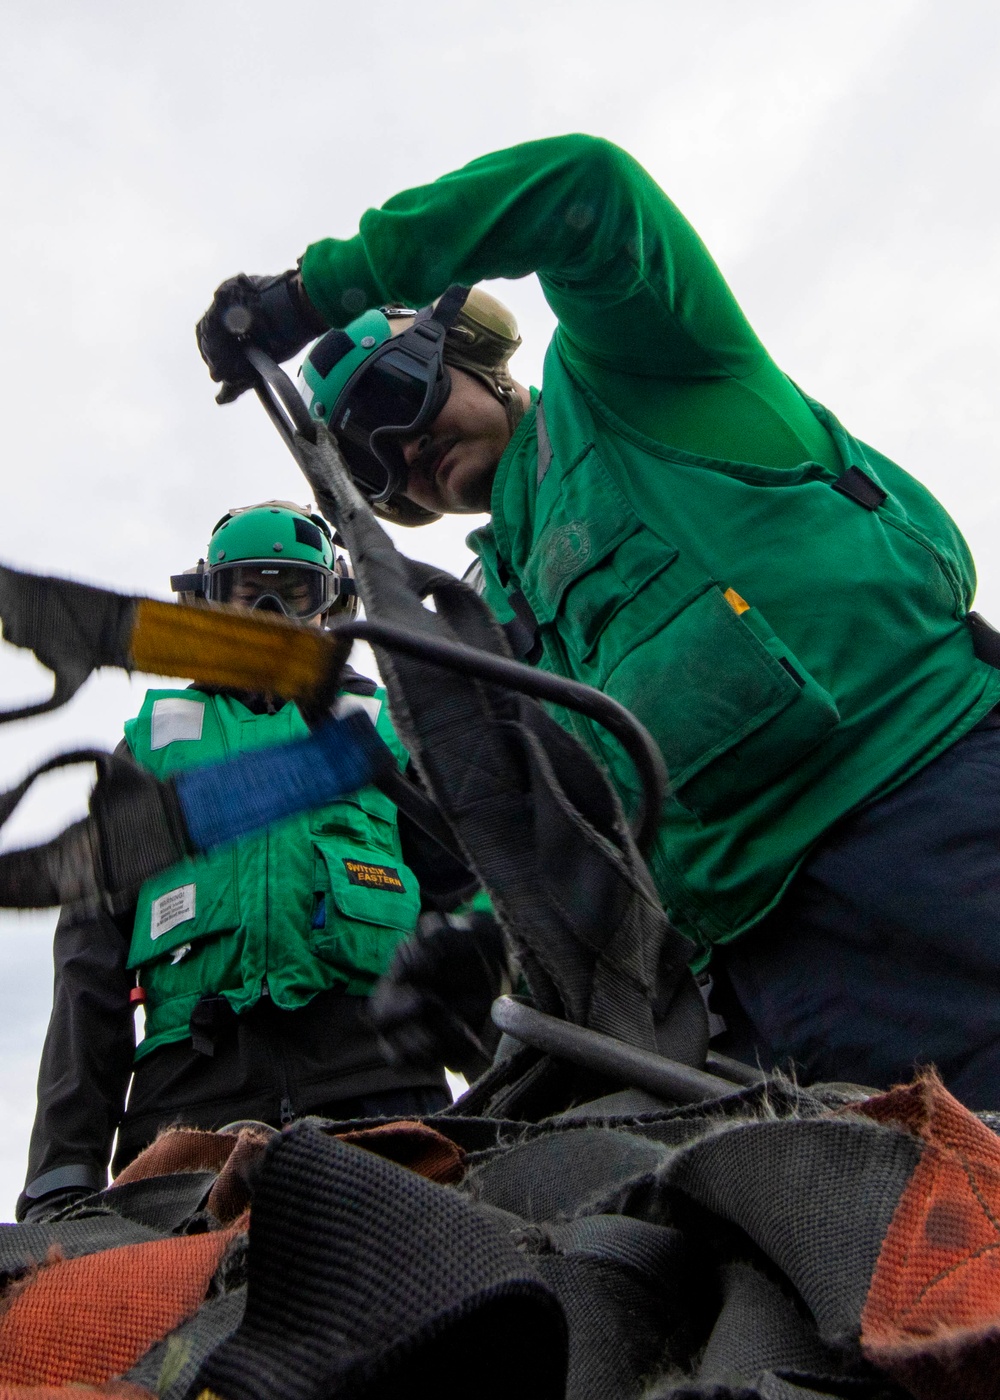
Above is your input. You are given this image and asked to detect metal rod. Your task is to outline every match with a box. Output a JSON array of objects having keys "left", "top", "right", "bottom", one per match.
[
  {"left": 706, "top": 1050, "right": 766, "bottom": 1086},
  {"left": 491, "top": 995, "right": 738, "bottom": 1105},
  {"left": 332, "top": 616, "right": 668, "bottom": 857}
]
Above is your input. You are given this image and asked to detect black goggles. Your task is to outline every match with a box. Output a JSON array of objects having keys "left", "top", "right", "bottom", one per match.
[
  {"left": 205, "top": 561, "right": 336, "bottom": 619},
  {"left": 331, "top": 285, "right": 469, "bottom": 503}
]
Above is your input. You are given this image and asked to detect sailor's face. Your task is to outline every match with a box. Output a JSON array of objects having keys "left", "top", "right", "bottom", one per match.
[
  {"left": 225, "top": 570, "right": 325, "bottom": 627},
  {"left": 400, "top": 368, "right": 511, "bottom": 515}
]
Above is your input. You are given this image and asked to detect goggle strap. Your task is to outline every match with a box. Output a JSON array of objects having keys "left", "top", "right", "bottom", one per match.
[
  {"left": 171, "top": 574, "right": 208, "bottom": 596},
  {"left": 431, "top": 284, "right": 471, "bottom": 330}
]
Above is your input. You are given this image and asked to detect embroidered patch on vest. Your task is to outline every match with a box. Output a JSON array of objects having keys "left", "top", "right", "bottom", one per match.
[
  {"left": 544, "top": 520, "right": 592, "bottom": 583},
  {"left": 342, "top": 859, "right": 405, "bottom": 893},
  {"left": 151, "top": 883, "right": 196, "bottom": 939},
  {"left": 151, "top": 698, "right": 205, "bottom": 750}
]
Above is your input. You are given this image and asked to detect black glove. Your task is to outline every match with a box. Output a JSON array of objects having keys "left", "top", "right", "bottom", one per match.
[
  {"left": 196, "top": 269, "right": 328, "bottom": 404},
  {"left": 369, "top": 910, "right": 512, "bottom": 1079}
]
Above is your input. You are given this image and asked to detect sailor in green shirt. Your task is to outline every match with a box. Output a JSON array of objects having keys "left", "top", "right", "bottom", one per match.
[{"left": 198, "top": 135, "right": 1000, "bottom": 1106}]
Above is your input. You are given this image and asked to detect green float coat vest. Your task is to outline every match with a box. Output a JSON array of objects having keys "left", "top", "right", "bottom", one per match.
[
  {"left": 470, "top": 355, "right": 1000, "bottom": 952},
  {"left": 125, "top": 689, "right": 420, "bottom": 1059}
]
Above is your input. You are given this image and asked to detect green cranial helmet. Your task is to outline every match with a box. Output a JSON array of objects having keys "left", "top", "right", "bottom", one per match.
[
  {"left": 296, "top": 286, "right": 523, "bottom": 527},
  {"left": 170, "top": 500, "right": 357, "bottom": 621}
]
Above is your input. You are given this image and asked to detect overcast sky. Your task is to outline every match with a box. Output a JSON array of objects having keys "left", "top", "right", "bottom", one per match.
[{"left": 0, "top": 0, "right": 997, "bottom": 1215}]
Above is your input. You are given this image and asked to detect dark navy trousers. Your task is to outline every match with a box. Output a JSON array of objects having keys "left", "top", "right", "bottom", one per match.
[{"left": 712, "top": 714, "right": 1000, "bottom": 1109}]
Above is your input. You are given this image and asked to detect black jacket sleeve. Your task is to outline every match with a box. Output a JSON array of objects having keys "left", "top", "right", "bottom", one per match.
[{"left": 17, "top": 889, "right": 136, "bottom": 1216}]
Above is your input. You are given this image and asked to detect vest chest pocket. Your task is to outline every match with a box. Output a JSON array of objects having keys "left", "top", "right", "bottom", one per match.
[
  {"left": 603, "top": 586, "right": 840, "bottom": 817},
  {"left": 310, "top": 839, "right": 420, "bottom": 983},
  {"left": 128, "top": 848, "right": 241, "bottom": 968},
  {"left": 519, "top": 447, "right": 681, "bottom": 681},
  {"left": 519, "top": 446, "right": 840, "bottom": 818}
]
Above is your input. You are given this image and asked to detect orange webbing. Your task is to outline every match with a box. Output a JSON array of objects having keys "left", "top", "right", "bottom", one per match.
[
  {"left": 0, "top": 1220, "right": 244, "bottom": 1388},
  {"left": 112, "top": 1127, "right": 239, "bottom": 1187},
  {"left": 859, "top": 1073, "right": 1000, "bottom": 1398},
  {"left": 130, "top": 599, "right": 347, "bottom": 708},
  {"left": 0, "top": 1384, "right": 152, "bottom": 1398},
  {"left": 336, "top": 1120, "right": 467, "bottom": 1185}
]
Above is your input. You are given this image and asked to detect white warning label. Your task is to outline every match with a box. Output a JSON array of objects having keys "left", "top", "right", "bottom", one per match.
[{"left": 151, "top": 884, "right": 196, "bottom": 940}]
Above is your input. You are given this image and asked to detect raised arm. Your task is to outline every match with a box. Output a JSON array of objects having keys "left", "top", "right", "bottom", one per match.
[{"left": 300, "top": 133, "right": 768, "bottom": 385}]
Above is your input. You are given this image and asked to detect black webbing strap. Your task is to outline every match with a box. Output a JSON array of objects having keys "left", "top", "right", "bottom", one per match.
[
  {"left": 292, "top": 426, "right": 705, "bottom": 1061},
  {"left": 0, "top": 565, "right": 135, "bottom": 723},
  {"left": 831, "top": 465, "right": 887, "bottom": 510},
  {"left": 968, "top": 612, "right": 1000, "bottom": 670},
  {"left": 193, "top": 1122, "right": 568, "bottom": 1400},
  {"left": 428, "top": 283, "right": 471, "bottom": 332},
  {"left": 0, "top": 749, "right": 190, "bottom": 913},
  {"left": 501, "top": 590, "right": 541, "bottom": 665},
  {"left": 536, "top": 396, "right": 553, "bottom": 486}
]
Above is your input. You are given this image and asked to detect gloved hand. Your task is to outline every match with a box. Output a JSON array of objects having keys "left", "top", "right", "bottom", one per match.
[
  {"left": 369, "top": 910, "right": 512, "bottom": 1079},
  {"left": 196, "top": 269, "right": 328, "bottom": 403}
]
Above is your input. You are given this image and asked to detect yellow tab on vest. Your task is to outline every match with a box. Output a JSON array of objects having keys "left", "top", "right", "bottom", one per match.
[
  {"left": 130, "top": 598, "right": 348, "bottom": 707},
  {"left": 724, "top": 587, "right": 750, "bottom": 615},
  {"left": 342, "top": 859, "right": 405, "bottom": 892}
]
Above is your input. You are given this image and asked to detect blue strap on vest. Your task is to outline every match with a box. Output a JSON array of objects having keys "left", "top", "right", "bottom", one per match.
[{"left": 174, "top": 710, "right": 391, "bottom": 853}]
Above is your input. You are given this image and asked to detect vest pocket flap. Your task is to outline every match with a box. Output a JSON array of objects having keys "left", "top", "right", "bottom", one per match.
[
  {"left": 521, "top": 448, "right": 670, "bottom": 624},
  {"left": 128, "top": 856, "right": 240, "bottom": 967},
  {"left": 311, "top": 787, "right": 398, "bottom": 842},
  {"left": 604, "top": 587, "right": 840, "bottom": 812},
  {"left": 317, "top": 844, "right": 420, "bottom": 931}
]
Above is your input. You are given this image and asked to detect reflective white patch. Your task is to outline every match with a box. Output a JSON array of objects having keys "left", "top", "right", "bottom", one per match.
[
  {"left": 170, "top": 943, "right": 192, "bottom": 965},
  {"left": 150, "top": 698, "right": 205, "bottom": 750},
  {"left": 336, "top": 694, "right": 382, "bottom": 725},
  {"left": 151, "top": 884, "right": 196, "bottom": 940}
]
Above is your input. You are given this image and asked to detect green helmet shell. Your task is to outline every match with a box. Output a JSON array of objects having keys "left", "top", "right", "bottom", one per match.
[
  {"left": 296, "top": 309, "right": 394, "bottom": 427},
  {"left": 208, "top": 504, "right": 334, "bottom": 568}
]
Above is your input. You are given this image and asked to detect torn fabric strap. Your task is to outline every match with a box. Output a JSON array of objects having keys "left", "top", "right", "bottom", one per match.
[
  {"left": 289, "top": 424, "right": 705, "bottom": 1062},
  {"left": 0, "top": 567, "right": 135, "bottom": 721},
  {"left": 0, "top": 749, "right": 189, "bottom": 911},
  {"left": 0, "top": 564, "right": 350, "bottom": 724},
  {"left": 0, "top": 715, "right": 393, "bottom": 912}
]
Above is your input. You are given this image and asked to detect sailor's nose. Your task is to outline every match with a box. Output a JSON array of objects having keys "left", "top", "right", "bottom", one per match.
[{"left": 401, "top": 434, "right": 431, "bottom": 468}]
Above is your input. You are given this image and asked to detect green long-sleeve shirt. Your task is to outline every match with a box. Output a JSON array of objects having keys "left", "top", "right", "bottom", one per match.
[
  {"left": 301, "top": 135, "right": 999, "bottom": 949},
  {"left": 302, "top": 135, "right": 840, "bottom": 475}
]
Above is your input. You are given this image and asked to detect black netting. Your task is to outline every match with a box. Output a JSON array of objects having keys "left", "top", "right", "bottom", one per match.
[{"left": 294, "top": 430, "right": 706, "bottom": 1064}]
